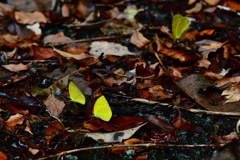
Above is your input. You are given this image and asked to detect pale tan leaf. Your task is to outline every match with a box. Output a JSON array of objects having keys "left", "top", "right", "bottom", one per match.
[
  {"left": 195, "top": 39, "right": 227, "bottom": 59},
  {"left": 44, "top": 94, "right": 65, "bottom": 117},
  {"left": 49, "top": 44, "right": 90, "bottom": 60},
  {"left": 222, "top": 83, "right": 240, "bottom": 104},
  {"left": 198, "top": 59, "right": 211, "bottom": 68},
  {"left": 188, "top": 0, "right": 197, "bottom": 5},
  {"left": 130, "top": 31, "right": 150, "bottom": 48},
  {"left": 186, "top": 1, "right": 202, "bottom": 13},
  {"left": 215, "top": 76, "right": 240, "bottom": 88},
  {"left": 2, "top": 63, "right": 28, "bottom": 72},
  {"left": 89, "top": 41, "right": 137, "bottom": 57},
  {"left": 15, "top": 11, "right": 47, "bottom": 25}
]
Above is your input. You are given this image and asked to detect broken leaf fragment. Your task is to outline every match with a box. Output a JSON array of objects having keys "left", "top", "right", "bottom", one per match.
[
  {"left": 69, "top": 81, "right": 86, "bottom": 105},
  {"left": 93, "top": 95, "right": 112, "bottom": 121},
  {"left": 172, "top": 14, "right": 190, "bottom": 41},
  {"left": 86, "top": 123, "right": 146, "bottom": 143}
]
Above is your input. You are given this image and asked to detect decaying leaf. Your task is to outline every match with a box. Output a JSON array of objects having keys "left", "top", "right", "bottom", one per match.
[
  {"left": 15, "top": 11, "right": 47, "bottom": 24},
  {"left": 195, "top": 39, "right": 227, "bottom": 59},
  {"left": 178, "top": 74, "right": 240, "bottom": 112},
  {"left": 130, "top": 31, "right": 150, "bottom": 48},
  {"left": 186, "top": 1, "right": 202, "bottom": 13},
  {"left": 154, "top": 34, "right": 197, "bottom": 62},
  {"left": 86, "top": 123, "right": 147, "bottom": 143},
  {"left": 44, "top": 94, "right": 65, "bottom": 117},
  {"left": 89, "top": 41, "right": 137, "bottom": 57},
  {"left": 4, "top": 113, "right": 25, "bottom": 131},
  {"left": 2, "top": 63, "right": 28, "bottom": 72},
  {"left": 222, "top": 83, "right": 240, "bottom": 104}
]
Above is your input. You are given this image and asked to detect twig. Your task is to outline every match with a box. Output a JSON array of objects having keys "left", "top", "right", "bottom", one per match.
[
  {"left": 38, "top": 143, "right": 225, "bottom": 160},
  {"left": 44, "top": 36, "right": 119, "bottom": 46}
]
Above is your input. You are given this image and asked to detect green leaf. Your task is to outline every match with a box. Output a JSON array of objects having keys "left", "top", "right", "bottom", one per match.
[{"left": 172, "top": 14, "right": 190, "bottom": 41}]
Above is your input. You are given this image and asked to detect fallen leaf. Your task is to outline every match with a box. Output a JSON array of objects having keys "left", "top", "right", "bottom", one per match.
[
  {"left": 49, "top": 44, "right": 90, "bottom": 60},
  {"left": 147, "top": 115, "right": 175, "bottom": 133},
  {"left": 2, "top": 63, "right": 28, "bottom": 72},
  {"left": 0, "top": 151, "right": 7, "bottom": 160},
  {"left": 215, "top": 76, "right": 240, "bottom": 88},
  {"left": 188, "top": 0, "right": 197, "bottom": 5},
  {"left": 43, "top": 33, "right": 74, "bottom": 44},
  {"left": 130, "top": 31, "right": 150, "bottom": 48},
  {"left": 186, "top": 1, "right": 202, "bottom": 13},
  {"left": 111, "top": 138, "right": 142, "bottom": 154},
  {"left": 154, "top": 34, "right": 198, "bottom": 62},
  {"left": 195, "top": 39, "right": 227, "bottom": 59},
  {"left": 226, "top": 1, "right": 240, "bottom": 11},
  {"left": 198, "top": 59, "right": 211, "bottom": 68},
  {"left": 4, "top": 113, "right": 25, "bottom": 131},
  {"left": 89, "top": 41, "right": 137, "bottom": 57},
  {"left": 199, "top": 29, "right": 215, "bottom": 36},
  {"left": 222, "top": 83, "right": 240, "bottom": 104},
  {"left": 44, "top": 94, "right": 65, "bottom": 117},
  {"left": 149, "top": 85, "right": 172, "bottom": 100},
  {"left": 173, "top": 107, "right": 191, "bottom": 130},
  {"left": 203, "top": 0, "right": 221, "bottom": 6},
  {"left": 86, "top": 123, "right": 147, "bottom": 143},
  {"left": 45, "top": 122, "right": 64, "bottom": 145},
  {"left": 15, "top": 11, "right": 47, "bottom": 25},
  {"left": 178, "top": 74, "right": 240, "bottom": 112}
]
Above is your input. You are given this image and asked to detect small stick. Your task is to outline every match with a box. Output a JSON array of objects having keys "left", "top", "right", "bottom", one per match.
[{"left": 38, "top": 143, "right": 225, "bottom": 160}]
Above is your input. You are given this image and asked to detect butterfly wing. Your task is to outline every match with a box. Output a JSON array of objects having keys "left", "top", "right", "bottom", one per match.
[
  {"left": 172, "top": 14, "right": 189, "bottom": 40},
  {"left": 93, "top": 95, "right": 112, "bottom": 121},
  {"left": 69, "top": 81, "right": 86, "bottom": 105}
]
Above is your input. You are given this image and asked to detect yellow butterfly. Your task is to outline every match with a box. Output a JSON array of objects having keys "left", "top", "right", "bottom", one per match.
[
  {"left": 93, "top": 95, "right": 112, "bottom": 121},
  {"left": 68, "top": 81, "right": 86, "bottom": 105},
  {"left": 172, "top": 14, "right": 190, "bottom": 41}
]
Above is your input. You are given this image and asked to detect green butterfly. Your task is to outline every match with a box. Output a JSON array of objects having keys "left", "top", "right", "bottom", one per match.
[{"left": 172, "top": 14, "right": 190, "bottom": 41}]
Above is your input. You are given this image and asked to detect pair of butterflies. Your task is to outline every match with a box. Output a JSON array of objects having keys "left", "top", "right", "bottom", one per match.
[{"left": 68, "top": 81, "right": 112, "bottom": 121}]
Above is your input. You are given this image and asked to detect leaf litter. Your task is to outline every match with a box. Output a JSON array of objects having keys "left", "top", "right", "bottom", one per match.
[{"left": 0, "top": 0, "right": 240, "bottom": 159}]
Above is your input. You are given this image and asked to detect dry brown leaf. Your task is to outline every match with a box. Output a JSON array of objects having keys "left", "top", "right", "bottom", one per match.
[
  {"left": 215, "top": 76, "right": 240, "bottom": 88},
  {"left": 2, "top": 63, "right": 28, "bottom": 72},
  {"left": 188, "top": 0, "right": 197, "bottom": 5},
  {"left": 226, "top": 1, "right": 240, "bottom": 11},
  {"left": 154, "top": 34, "right": 197, "bottom": 62},
  {"left": 222, "top": 83, "right": 240, "bottom": 104},
  {"left": 203, "top": 71, "right": 223, "bottom": 80},
  {"left": 195, "top": 39, "right": 227, "bottom": 59},
  {"left": 130, "top": 31, "right": 150, "bottom": 48},
  {"left": 204, "top": 0, "right": 222, "bottom": 6},
  {"left": 15, "top": 11, "right": 47, "bottom": 25},
  {"left": 25, "top": 120, "right": 33, "bottom": 135},
  {"left": 198, "top": 59, "right": 211, "bottom": 68},
  {"left": 43, "top": 34, "right": 74, "bottom": 44},
  {"left": 4, "top": 113, "right": 25, "bottom": 131},
  {"left": 223, "top": 44, "right": 237, "bottom": 59},
  {"left": 159, "top": 26, "right": 174, "bottom": 39},
  {"left": 186, "top": 1, "right": 202, "bottom": 13},
  {"left": 149, "top": 85, "right": 172, "bottom": 100},
  {"left": 44, "top": 94, "right": 65, "bottom": 117},
  {"left": 200, "top": 29, "right": 215, "bottom": 36}
]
